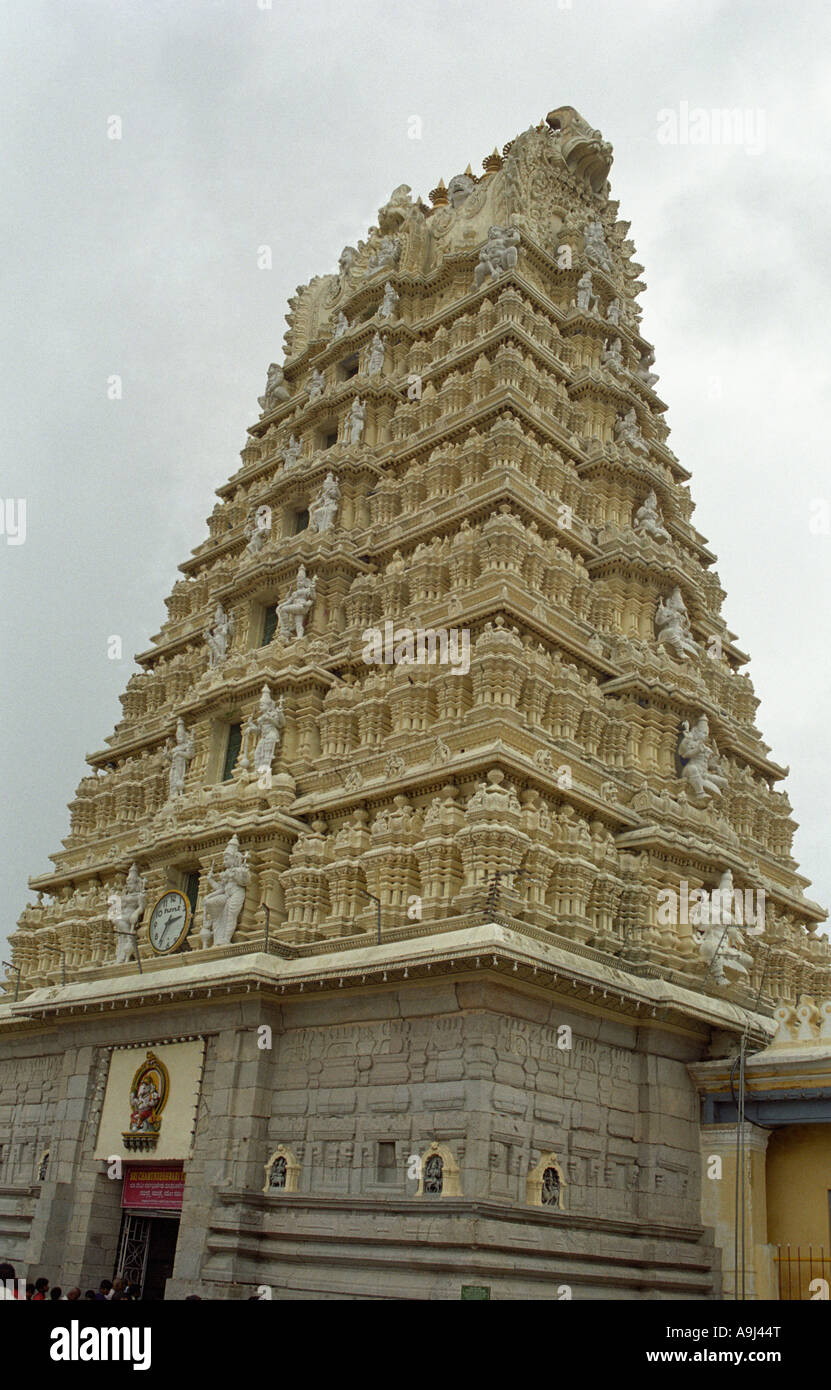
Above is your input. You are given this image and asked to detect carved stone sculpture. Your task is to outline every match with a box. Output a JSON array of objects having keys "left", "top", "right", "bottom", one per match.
[
  {"left": 636, "top": 345, "right": 659, "bottom": 388},
  {"left": 164, "top": 718, "right": 195, "bottom": 799},
  {"left": 447, "top": 172, "right": 475, "bottom": 208},
  {"left": 601, "top": 337, "right": 624, "bottom": 373},
  {"left": 633, "top": 490, "right": 670, "bottom": 542},
  {"left": 614, "top": 407, "right": 648, "bottom": 453},
  {"left": 204, "top": 603, "right": 235, "bottom": 667},
  {"left": 332, "top": 311, "right": 349, "bottom": 340},
  {"left": 377, "top": 185, "right": 412, "bottom": 233},
  {"left": 346, "top": 397, "right": 365, "bottom": 445},
  {"left": 308, "top": 472, "right": 340, "bottom": 533},
  {"left": 606, "top": 298, "right": 621, "bottom": 325},
  {"left": 243, "top": 685, "right": 285, "bottom": 775},
  {"left": 258, "top": 362, "right": 290, "bottom": 413},
  {"left": 583, "top": 219, "right": 612, "bottom": 271},
  {"left": 656, "top": 586, "right": 698, "bottom": 660},
  {"left": 474, "top": 226, "right": 520, "bottom": 288},
  {"left": 367, "top": 332, "right": 385, "bottom": 377},
  {"left": 308, "top": 368, "right": 326, "bottom": 402},
  {"left": 378, "top": 282, "right": 399, "bottom": 320},
  {"left": 576, "top": 270, "right": 598, "bottom": 314},
  {"left": 695, "top": 870, "right": 752, "bottom": 984},
  {"left": 244, "top": 505, "right": 271, "bottom": 554},
  {"left": 679, "top": 715, "right": 728, "bottom": 799},
  {"left": 276, "top": 564, "right": 317, "bottom": 640},
  {"left": 338, "top": 246, "right": 357, "bottom": 289},
  {"left": 367, "top": 235, "right": 400, "bottom": 276},
  {"left": 202, "top": 835, "right": 250, "bottom": 948},
  {"left": 282, "top": 434, "right": 302, "bottom": 468},
  {"left": 110, "top": 863, "right": 146, "bottom": 964}
]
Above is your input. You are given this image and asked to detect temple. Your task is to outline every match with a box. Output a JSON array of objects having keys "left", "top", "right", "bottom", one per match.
[{"left": 2, "top": 106, "right": 829, "bottom": 1300}]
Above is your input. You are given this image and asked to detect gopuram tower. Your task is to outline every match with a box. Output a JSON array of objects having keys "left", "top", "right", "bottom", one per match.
[{"left": 3, "top": 108, "right": 829, "bottom": 1301}]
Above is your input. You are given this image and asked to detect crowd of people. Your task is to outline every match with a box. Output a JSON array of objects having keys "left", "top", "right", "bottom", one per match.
[{"left": 0, "top": 1262, "right": 142, "bottom": 1300}]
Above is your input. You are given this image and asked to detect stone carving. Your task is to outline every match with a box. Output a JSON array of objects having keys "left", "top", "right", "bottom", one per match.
[
  {"left": 244, "top": 505, "right": 271, "bottom": 554},
  {"left": 606, "top": 298, "right": 621, "bottom": 326},
  {"left": 679, "top": 715, "right": 727, "bottom": 800},
  {"left": 636, "top": 345, "right": 659, "bottom": 388},
  {"left": 346, "top": 397, "right": 366, "bottom": 445},
  {"left": 258, "top": 363, "right": 290, "bottom": 413},
  {"left": 367, "top": 235, "right": 400, "bottom": 276},
  {"left": 545, "top": 106, "right": 613, "bottom": 194},
  {"left": 474, "top": 226, "right": 520, "bottom": 288},
  {"left": 332, "top": 311, "right": 349, "bottom": 340},
  {"left": 308, "top": 368, "right": 326, "bottom": 402},
  {"left": 338, "top": 246, "right": 357, "bottom": 289},
  {"left": 282, "top": 434, "right": 302, "bottom": 468},
  {"left": 601, "top": 337, "right": 624, "bottom": 373},
  {"left": 367, "top": 332, "right": 385, "bottom": 377},
  {"left": 202, "top": 835, "right": 250, "bottom": 948},
  {"left": 447, "top": 172, "right": 475, "bottom": 208},
  {"left": 583, "top": 219, "right": 612, "bottom": 271},
  {"left": 308, "top": 472, "right": 340, "bottom": 533},
  {"left": 276, "top": 564, "right": 317, "bottom": 640},
  {"left": 386, "top": 753, "right": 406, "bottom": 777},
  {"left": 576, "top": 270, "right": 598, "bottom": 314},
  {"left": 377, "top": 184, "right": 412, "bottom": 233},
  {"left": 614, "top": 407, "right": 648, "bottom": 454},
  {"left": 655, "top": 586, "right": 698, "bottom": 661},
  {"left": 109, "top": 863, "right": 146, "bottom": 964},
  {"left": 164, "top": 718, "right": 195, "bottom": 799},
  {"left": 204, "top": 603, "right": 235, "bottom": 667},
  {"left": 243, "top": 685, "right": 285, "bottom": 775},
  {"left": 695, "top": 870, "right": 752, "bottom": 985},
  {"left": 633, "top": 490, "right": 670, "bottom": 542},
  {"left": 378, "top": 282, "right": 399, "bottom": 320}
]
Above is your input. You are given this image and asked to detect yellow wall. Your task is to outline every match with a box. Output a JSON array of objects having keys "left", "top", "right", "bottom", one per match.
[{"left": 766, "top": 1125, "right": 831, "bottom": 1298}]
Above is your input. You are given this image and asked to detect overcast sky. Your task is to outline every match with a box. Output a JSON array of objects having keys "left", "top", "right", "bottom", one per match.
[{"left": 2, "top": 0, "right": 830, "bottom": 960}]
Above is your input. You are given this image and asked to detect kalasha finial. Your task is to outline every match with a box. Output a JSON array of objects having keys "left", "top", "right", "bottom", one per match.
[
  {"left": 482, "top": 147, "right": 503, "bottom": 174},
  {"left": 429, "top": 177, "right": 448, "bottom": 207}
]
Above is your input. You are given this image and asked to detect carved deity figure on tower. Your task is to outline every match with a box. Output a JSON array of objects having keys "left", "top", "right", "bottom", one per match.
[
  {"left": 338, "top": 246, "right": 357, "bottom": 290},
  {"left": 308, "top": 368, "right": 326, "bottom": 402},
  {"left": 474, "top": 225, "right": 520, "bottom": 288},
  {"left": 576, "top": 270, "right": 599, "bottom": 314},
  {"left": 164, "top": 718, "right": 195, "bottom": 799},
  {"left": 633, "top": 489, "right": 670, "bottom": 542},
  {"left": 606, "top": 297, "right": 621, "bottom": 326},
  {"left": 377, "top": 184, "right": 412, "bottom": 233},
  {"left": 332, "top": 311, "right": 349, "bottom": 341},
  {"left": 367, "top": 332, "right": 385, "bottom": 377},
  {"left": 282, "top": 434, "right": 302, "bottom": 468},
  {"left": 276, "top": 564, "right": 317, "bottom": 640},
  {"left": 202, "top": 835, "right": 250, "bottom": 949},
  {"left": 679, "top": 715, "right": 728, "bottom": 800},
  {"left": 447, "top": 172, "right": 475, "bottom": 208},
  {"left": 583, "top": 219, "right": 612, "bottom": 271},
  {"left": 367, "top": 235, "right": 400, "bottom": 276},
  {"left": 204, "top": 603, "right": 235, "bottom": 667},
  {"left": 243, "top": 685, "right": 285, "bottom": 775},
  {"left": 244, "top": 505, "right": 271, "bottom": 554},
  {"left": 655, "top": 586, "right": 698, "bottom": 660},
  {"left": 636, "top": 345, "right": 659, "bottom": 388},
  {"left": 308, "top": 472, "right": 340, "bottom": 533},
  {"left": 258, "top": 363, "right": 290, "bottom": 414},
  {"left": 378, "top": 282, "right": 399, "bottom": 320},
  {"left": 346, "top": 397, "right": 366, "bottom": 445},
  {"left": 614, "top": 407, "right": 649, "bottom": 454},
  {"left": 694, "top": 870, "right": 753, "bottom": 985},
  {"left": 601, "top": 337, "right": 624, "bottom": 373},
  {"left": 109, "top": 863, "right": 146, "bottom": 965}
]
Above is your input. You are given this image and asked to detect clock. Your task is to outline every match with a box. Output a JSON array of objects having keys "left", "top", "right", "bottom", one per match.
[{"left": 147, "top": 890, "right": 191, "bottom": 955}]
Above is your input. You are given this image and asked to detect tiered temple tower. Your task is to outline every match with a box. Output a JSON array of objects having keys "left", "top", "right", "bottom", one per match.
[{"left": 3, "top": 107, "right": 828, "bottom": 1300}]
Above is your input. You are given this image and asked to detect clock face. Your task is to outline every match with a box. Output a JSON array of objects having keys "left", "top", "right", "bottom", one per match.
[{"left": 148, "top": 891, "right": 190, "bottom": 955}]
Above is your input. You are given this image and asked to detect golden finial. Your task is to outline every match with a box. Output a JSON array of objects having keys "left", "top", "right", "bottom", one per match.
[
  {"left": 429, "top": 177, "right": 448, "bottom": 207},
  {"left": 482, "top": 147, "right": 503, "bottom": 174}
]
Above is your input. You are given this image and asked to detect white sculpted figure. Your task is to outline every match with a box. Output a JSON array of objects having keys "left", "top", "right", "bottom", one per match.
[
  {"left": 258, "top": 362, "right": 290, "bottom": 413},
  {"left": 276, "top": 564, "right": 317, "bottom": 640},
  {"left": 606, "top": 298, "right": 621, "bottom": 326},
  {"left": 633, "top": 489, "right": 670, "bottom": 543},
  {"left": 474, "top": 225, "right": 520, "bottom": 288},
  {"left": 378, "top": 282, "right": 399, "bottom": 320},
  {"left": 636, "top": 345, "right": 659, "bottom": 388},
  {"left": 244, "top": 505, "right": 271, "bottom": 554},
  {"left": 601, "top": 337, "right": 624, "bottom": 372},
  {"left": 447, "top": 172, "right": 475, "bottom": 208},
  {"left": 308, "top": 472, "right": 340, "bottom": 533},
  {"left": 576, "top": 270, "right": 598, "bottom": 314},
  {"left": 282, "top": 434, "right": 302, "bottom": 468},
  {"left": 338, "top": 245, "right": 357, "bottom": 288},
  {"left": 615, "top": 407, "right": 649, "bottom": 454},
  {"left": 308, "top": 368, "right": 326, "bottom": 402},
  {"left": 583, "top": 219, "right": 612, "bottom": 271},
  {"left": 346, "top": 397, "right": 365, "bottom": 445},
  {"left": 332, "top": 311, "right": 349, "bottom": 340},
  {"left": 110, "top": 863, "right": 146, "bottom": 964},
  {"left": 695, "top": 870, "right": 752, "bottom": 985},
  {"left": 202, "top": 835, "right": 250, "bottom": 948},
  {"left": 204, "top": 603, "right": 235, "bottom": 667},
  {"left": 244, "top": 685, "right": 285, "bottom": 774},
  {"left": 164, "top": 717, "right": 195, "bottom": 799},
  {"left": 655, "top": 586, "right": 698, "bottom": 660},
  {"left": 367, "top": 332, "right": 385, "bottom": 377},
  {"left": 679, "top": 715, "right": 728, "bottom": 800},
  {"left": 367, "top": 234, "right": 400, "bottom": 276}
]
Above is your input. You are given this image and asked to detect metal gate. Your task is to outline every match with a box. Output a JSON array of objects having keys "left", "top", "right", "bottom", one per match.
[{"left": 115, "top": 1211, "right": 151, "bottom": 1293}]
